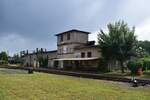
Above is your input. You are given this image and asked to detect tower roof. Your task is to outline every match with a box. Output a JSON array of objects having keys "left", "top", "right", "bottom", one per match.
[{"left": 55, "top": 29, "right": 90, "bottom": 36}]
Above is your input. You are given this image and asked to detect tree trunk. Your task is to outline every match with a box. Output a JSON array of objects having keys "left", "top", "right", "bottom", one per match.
[{"left": 120, "top": 61, "right": 125, "bottom": 73}]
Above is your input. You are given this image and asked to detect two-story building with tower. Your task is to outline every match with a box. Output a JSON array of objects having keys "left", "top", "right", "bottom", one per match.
[{"left": 21, "top": 29, "right": 101, "bottom": 70}]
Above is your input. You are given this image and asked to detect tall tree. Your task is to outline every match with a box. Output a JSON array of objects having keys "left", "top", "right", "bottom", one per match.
[
  {"left": 98, "top": 21, "right": 137, "bottom": 73},
  {"left": 0, "top": 51, "right": 8, "bottom": 63}
]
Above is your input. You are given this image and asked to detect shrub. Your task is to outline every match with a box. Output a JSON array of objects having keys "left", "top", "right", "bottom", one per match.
[
  {"left": 141, "top": 58, "right": 150, "bottom": 70},
  {"left": 0, "top": 60, "right": 8, "bottom": 65},
  {"left": 38, "top": 57, "right": 48, "bottom": 68},
  {"left": 127, "top": 59, "right": 143, "bottom": 75},
  {"left": 127, "top": 60, "right": 137, "bottom": 74},
  {"left": 98, "top": 58, "right": 110, "bottom": 72},
  {"left": 136, "top": 59, "right": 143, "bottom": 68}
]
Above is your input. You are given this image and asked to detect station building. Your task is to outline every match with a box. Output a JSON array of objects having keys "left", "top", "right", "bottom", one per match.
[{"left": 21, "top": 29, "right": 101, "bottom": 70}]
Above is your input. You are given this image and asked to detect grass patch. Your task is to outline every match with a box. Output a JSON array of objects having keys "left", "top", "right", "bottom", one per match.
[
  {"left": 141, "top": 70, "right": 150, "bottom": 78},
  {"left": 0, "top": 68, "right": 150, "bottom": 100}
]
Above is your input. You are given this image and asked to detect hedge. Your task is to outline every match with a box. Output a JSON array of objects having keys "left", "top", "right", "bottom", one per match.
[{"left": 127, "top": 57, "right": 150, "bottom": 74}]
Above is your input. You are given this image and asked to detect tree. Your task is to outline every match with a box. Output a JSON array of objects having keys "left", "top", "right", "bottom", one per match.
[
  {"left": 138, "top": 40, "right": 150, "bottom": 55},
  {"left": 135, "top": 46, "right": 149, "bottom": 58},
  {"left": 36, "top": 49, "right": 48, "bottom": 68},
  {"left": 0, "top": 51, "right": 8, "bottom": 64},
  {"left": 98, "top": 21, "right": 137, "bottom": 73},
  {"left": 13, "top": 53, "right": 22, "bottom": 64}
]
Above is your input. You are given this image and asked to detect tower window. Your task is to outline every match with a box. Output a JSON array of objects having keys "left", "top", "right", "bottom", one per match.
[{"left": 87, "top": 52, "right": 92, "bottom": 57}]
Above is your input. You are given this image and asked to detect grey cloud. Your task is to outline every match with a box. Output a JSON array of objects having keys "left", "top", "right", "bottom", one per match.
[{"left": 1, "top": 0, "right": 150, "bottom": 55}]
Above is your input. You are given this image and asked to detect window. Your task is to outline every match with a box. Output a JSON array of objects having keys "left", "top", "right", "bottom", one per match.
[
  {"left": 81, "top": 52, "right": 85, "bottom": 58},
  {"left": 60, "top": 35, "right": 63, "bottom": 41},
  {"left": 63, "top": 46, "right": 67, "bottom": 54},
  {"left": 87, "top": 52, "right": 92, "bottom": 57},
  {"left": 67, "top": 33, "right": 70, "bottom": 40}
]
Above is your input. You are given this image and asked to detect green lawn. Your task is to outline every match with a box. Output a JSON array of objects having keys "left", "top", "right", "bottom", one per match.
[{"left": 0, "top": 68, "right": 150, "bottom": 100}]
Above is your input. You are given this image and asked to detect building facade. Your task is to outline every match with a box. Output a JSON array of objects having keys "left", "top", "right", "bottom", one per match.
[{"left": 21, "top": 29, "right": 101, "bottom": 70}]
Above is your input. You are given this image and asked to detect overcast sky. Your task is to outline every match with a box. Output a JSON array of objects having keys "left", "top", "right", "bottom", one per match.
[{"left": 1, "top": 0, "right": 150, "bottom": 56}]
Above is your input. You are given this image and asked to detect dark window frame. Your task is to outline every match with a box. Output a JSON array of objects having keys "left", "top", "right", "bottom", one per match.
[
  {"left": 87, "top": 52, "right": 92, "bottom": 57},
  {"left": 81, "top": 52, "right": 85, "bottom": 58}
]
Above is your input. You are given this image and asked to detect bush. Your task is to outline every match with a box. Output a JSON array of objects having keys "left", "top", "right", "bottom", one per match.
[
  {"left": 98, "top": 58, "right": 110, "bottom": 72},
  {"left": 38, "top": 57, "right": 48, "bottom": 68},
  {"left": 127, "top": 59, "right": 143, "bottom": 75},
  {"left": 128, "top": 57, "right": 150, "bottom": 75},
  {"left": 0, "top": 60, "right": 8, "bottom": 65},
  {"left": 141, "top": 58, "right": 150, "bottom": 70},
  {"left": 127, "top": 60, "right": 137, "bottom": 74},
  {"left": 136, "top": 59, "right": 143, "bottom": 68}
]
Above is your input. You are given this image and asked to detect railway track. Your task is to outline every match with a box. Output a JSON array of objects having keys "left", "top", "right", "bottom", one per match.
[{"left": 1, "top": 66, "right": 150, "bottom": 85}]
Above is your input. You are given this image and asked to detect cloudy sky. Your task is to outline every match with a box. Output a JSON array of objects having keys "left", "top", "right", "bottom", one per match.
[{"left": 0, "top": 0, "right": 150, "bottom": 56}]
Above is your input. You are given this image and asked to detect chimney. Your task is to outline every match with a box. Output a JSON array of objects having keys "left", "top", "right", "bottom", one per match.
[
  {"left": 26, "top": 50, "right": 29, "bottom": 54},
  {"left": 36, "top": 48, "right": 38, "bottom": 53}
]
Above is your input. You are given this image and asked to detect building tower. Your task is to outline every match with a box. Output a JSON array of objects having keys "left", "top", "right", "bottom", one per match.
[{"left": 55, "top": 29, "right": 90, "bottom": 58}]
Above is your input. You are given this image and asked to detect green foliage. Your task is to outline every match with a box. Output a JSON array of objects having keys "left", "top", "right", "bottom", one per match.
[
  {"left": 36, "top": 50, "right": 48, "bottom": 68},
  {"left": 0, "top": 51, "right": 8, "bottom": 64},
  {"left": 127, "top": 60, "right": 136, "bottom": 74},
  {"left": 140, "top": 57, "right": 150, "bottom": 70},
  {"left": 38, "top": 57, "right": 48, "bottom": 68},
  {"left": 98, "top": 58, "right": 110, "bottom": 72},
  {"left": 0, "top": 60, "right": 8, "bottom": 65},
  {"left": 98, "top": 20, "right": 137, "bottom": 73},
  {"left": 13, "top": 54, "right": 22, "bottom": 64},
  {"left": 127, "top": 59, "right": 143, "bottom": 74},
  {"left": 138, "top": 40, "right": 150, "bottom": 54},
  {"left": 136, "top": 59, "right": 143, "bottom": 67},
  {"left": 136, "top": 44, "right": 149, "bottom": 58},
  {"left": 127, "top": 57, "right": 150, "bottom": 74}
]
